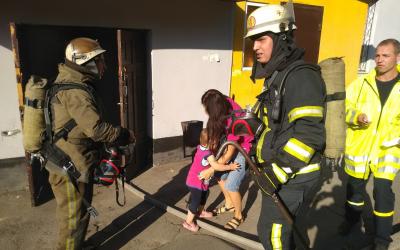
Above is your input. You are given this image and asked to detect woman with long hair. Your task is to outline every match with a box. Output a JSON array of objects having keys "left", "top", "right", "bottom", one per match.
[{"left": 199, "top": 89, "right": 253, "bottom": 230}]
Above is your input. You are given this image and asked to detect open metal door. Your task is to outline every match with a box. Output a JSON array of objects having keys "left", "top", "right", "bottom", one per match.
[
  {"left": 117, "top": 29, "right": 137, "bottom": 178},
  {"left": 10, "top": 23, "right": 54, "bottom": 207},
  {"left": 117, "top": 29, "right": 149, "bottom": 179}
]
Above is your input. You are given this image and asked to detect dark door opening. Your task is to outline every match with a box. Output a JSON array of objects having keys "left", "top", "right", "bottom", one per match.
[
  {"left": 290, "top": 3, "right": 324, "bottom": 63},
  {"left": 12, "top": 24, "right": 151, "bottom": 206}
]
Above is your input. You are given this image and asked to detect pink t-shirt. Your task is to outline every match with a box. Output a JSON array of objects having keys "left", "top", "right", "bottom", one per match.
[
  {"left": 186, "top": 145, "right": 212, "bottom": 191},
  {"left": 226, "top": 97, "right": 254, "bottom": 153}
]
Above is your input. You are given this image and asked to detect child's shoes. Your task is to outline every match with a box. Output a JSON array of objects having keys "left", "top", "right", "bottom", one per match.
[{"left": 182, "top": 221, "right": 200, "bottom": 232}]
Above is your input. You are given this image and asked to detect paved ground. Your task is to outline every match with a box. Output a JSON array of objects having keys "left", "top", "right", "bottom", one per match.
[
  {"left": 1, "top": 157, "right": 400, "bottom": 250},
  {"left": 0, "top": 159, "right": 242, "bottom": 250}
]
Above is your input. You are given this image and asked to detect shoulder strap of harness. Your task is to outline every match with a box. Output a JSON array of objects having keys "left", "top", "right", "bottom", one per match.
[
  {"left": 44, "top": 83, "right": 96, "bottom": 144},
  {"left": 275, "top": 61, "right": 321, "bottom": 101}
]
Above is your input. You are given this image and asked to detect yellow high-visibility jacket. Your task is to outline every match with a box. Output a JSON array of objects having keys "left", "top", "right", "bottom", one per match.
[{"left": 345, "top": 65, "right": 400, "bottom": 180}]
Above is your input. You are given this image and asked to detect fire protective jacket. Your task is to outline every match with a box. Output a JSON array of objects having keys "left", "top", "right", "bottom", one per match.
[
  {"left": 51, "top": 63, "right": 123, "bottom": 182},
  {"left": 256, "top": 60, "right": 326, "bottom": 183},
  {"left": 345, "top": 65, "right": 400, "bottom": 181}
]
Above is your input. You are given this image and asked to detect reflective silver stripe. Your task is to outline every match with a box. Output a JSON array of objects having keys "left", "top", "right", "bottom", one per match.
[
  {"left": 345, "top": 164, "right": 366, "bottom": 174},
  {"left": 288, "top": 106, "right": 323, "bottom": 123},
  {"left": 345, "top": 154, "right": 368, "bottom": 163},
  {"left": 282, "top": 167, "right": 293, "bottom": 174},
  {"left": 284, "top": 138, "right": 315, "bottom": 163},
  {"left": 378, "top": 155, "right": 400, "bottom": 165},
  {"left": 376, "top": 166, "right": 399, "bottom": 174},
  {"left": 346, "top": 109, "right": 357, "bottom": 124}
]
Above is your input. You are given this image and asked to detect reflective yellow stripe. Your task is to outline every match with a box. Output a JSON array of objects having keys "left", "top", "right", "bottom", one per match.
[
  {"left": 374, "top": 210, "right": 394, "bottom": 217},
  {"left": 262, "top": 170, "right": 278, "bottom": 190},
  {"left": 347, "top": 200, "right": 364, "bottom": 206},
  {"left": 272, "top": 163, "right": 288, "bottom": 183},
  {"left": 271, "top": 223, "right": 283, "bottom": 250},
  {"left": 66, "top": 238, "right": 74, "bottom": 250},
  {"left": 283, "top": 138, "right": 315, "bottom": 163},
  {"left": 66, "top": 180, "right": 73, "bottom": 229},
  {"left": 66, "top": 181, "right": 75, "bottom": 250},
  {"left": 288, "top": 106, "right": 323, "bottom": 123},
  {"left": 295, "top": 163, "right": 320, "bottom": 175},
  {"left": 256, "top": 126, "right": 270, "bottom": 162}
]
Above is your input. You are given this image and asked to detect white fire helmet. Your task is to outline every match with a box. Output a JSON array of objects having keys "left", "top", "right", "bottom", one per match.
[
  {"left": 65, "top": 37, "right": 106, "bottom": 65},
  {"left": 245, "top": 4, "right": 296, "bottom": 39}
]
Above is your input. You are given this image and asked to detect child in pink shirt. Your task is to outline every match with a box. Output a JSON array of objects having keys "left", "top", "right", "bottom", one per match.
[{"left": 183, "top": 129, "right": 239, "bottom": 232}]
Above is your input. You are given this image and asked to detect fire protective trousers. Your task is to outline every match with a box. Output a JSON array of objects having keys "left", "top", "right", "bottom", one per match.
[
  {"left": 345, "top": 175, "right": 394, "bottom": 246},
  {"left": 257, "top": 172, "right": 319, "bottom": 250},
  {"left": 49, "top": 173, "right": 93, "bottom": 250}
]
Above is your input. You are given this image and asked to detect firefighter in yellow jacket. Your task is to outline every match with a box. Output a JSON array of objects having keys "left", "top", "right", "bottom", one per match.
[
  {"left": 341, "top": 39, "right": 400, "bottom": 250},
  {"left": 48, "top": 37, "right": 135, "bottom": 250}
]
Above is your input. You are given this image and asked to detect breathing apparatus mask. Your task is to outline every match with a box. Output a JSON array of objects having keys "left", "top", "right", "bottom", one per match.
[
  {"left": 93, "top": 143, "right": 135, "bottom": 186},
  {"left": 229, "top": 104, "right": 266, "bottom": 140}
]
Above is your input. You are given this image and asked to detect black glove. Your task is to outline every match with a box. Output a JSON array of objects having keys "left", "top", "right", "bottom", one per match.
[{"left": 250, "top": 161, "right": 293, "bottom": 196}]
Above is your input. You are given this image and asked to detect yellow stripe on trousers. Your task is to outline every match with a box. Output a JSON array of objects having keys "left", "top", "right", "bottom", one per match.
[
  {"left": 66, "top": 179, "right": 76, "bottom": 250},
  {"left": 271, "top": 223, "right": 283, "bottom": 249}
]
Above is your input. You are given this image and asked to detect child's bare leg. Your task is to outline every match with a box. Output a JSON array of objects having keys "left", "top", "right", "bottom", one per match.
[{"left": 185, "top": 210, "right": 196, "bottom": 224}]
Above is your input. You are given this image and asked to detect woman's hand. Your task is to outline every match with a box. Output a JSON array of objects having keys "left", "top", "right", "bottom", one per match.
[
  {"left": 229, "top": 162, "right": 240, "bottom": 171},
  {"left": 199, "top": 167, "right": 215, "bottom": 180}
]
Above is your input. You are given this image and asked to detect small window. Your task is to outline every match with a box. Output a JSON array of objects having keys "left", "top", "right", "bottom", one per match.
[{"left": 242, "top": 2, "right": 266, "bottom": 71}]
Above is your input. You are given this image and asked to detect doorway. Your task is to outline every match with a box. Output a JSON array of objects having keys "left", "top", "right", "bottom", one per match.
[
  {"left": 290, "top": 3, "right": 324, "bottom": 63},
  {"left": 11, "top": 24, "right": 151, "bottom": 206}
]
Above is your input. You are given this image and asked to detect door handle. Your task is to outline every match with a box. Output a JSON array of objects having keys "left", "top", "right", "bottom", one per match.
[{"left": 1, "top": 129, "right": 21, "bottom": 136}]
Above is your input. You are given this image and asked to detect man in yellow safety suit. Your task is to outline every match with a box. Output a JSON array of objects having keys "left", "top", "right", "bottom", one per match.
[{"left": 341, "top": 38, "right": 400, "bottom": 250}]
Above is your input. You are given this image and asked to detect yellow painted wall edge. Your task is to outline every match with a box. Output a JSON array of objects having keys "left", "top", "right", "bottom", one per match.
[{"left": 230, "top": 0, "right": 369, "bottom": 108}]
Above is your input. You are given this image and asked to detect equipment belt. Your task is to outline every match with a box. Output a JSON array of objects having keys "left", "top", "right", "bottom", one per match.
[
  {"left": 25, "top": 97, "right": 45, "bottom": 109},
  {"left": 326, "top": 92, "right": 345, "bottom": 102}
]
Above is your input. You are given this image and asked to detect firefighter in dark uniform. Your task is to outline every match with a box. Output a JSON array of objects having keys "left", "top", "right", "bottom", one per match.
[
  {"left": 47, "top": 37, "right": 135, "bottom": 250},
  {"left": 245, "top": 5, "right": 326, "bottom": 250}
]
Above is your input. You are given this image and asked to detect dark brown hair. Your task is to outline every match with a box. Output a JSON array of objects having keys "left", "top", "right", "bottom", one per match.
[{"left": 201, "top": 89, "right": 231, "bottom": 153}]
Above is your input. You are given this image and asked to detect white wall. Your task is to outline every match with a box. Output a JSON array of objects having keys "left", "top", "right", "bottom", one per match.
[
  {"left": 0, "top": 0, "right": 234, "bottom": 159},
  {"left": 363, "top": 0, "right": 400, "bottom": 72},
  {"left": 152, "top": 49, "right": 232, "bottom": 138},
  {"left": 0, "top": 44, "right": 25, "bottom": 159}
]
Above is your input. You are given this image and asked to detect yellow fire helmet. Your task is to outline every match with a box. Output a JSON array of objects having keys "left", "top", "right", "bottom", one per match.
[
  {"left": 65, "top": 37, "right": 106, "bottom": 65},
  {"left": 245, "top": 4, "right": 296, "bottom": 39}
]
